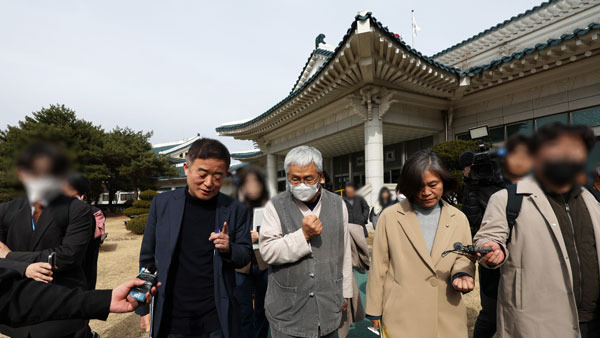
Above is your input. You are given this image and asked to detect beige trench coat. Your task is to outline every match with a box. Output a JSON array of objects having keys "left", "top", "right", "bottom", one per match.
[
  {"left": 366, "top": 199, "right": 475, "bottom": 338},
  {"left": 474, "top": 176, "right": 600, "bottom": 338}
]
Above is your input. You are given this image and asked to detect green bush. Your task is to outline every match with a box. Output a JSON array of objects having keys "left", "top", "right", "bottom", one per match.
[
  {"left": 126, "top": 213, "right": 148, "bottom": 234},
  {"left": 431, "top": 140, "right": 478, "bottom": 207},
  {"left": 139, "top": 190, "right": 157, "bottom": 201},
  {"left": 132, "top": 200, "right": 152, "bottom": 209},
  {"left": 431, "top": 140, "right": 478, "bottom": 171},
  {"left": 123, "top": 207, "right": 147, "bottom": 217}
]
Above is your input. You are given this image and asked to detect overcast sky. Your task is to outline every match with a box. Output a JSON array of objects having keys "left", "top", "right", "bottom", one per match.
[{"left": 1, "top": 0, "right": 544, "bottom": 153}]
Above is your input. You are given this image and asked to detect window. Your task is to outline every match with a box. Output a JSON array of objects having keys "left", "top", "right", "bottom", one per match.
[
  {"left": 456, "top": 132, "right": 470, "bottom": 141},
  {"left": 573, "top": 106, "right": 600, "bottom": 127},
  {"left": 536, "top": 113, "right": 568, "bottom": 128},
  {"left": 277, "top": 181, "right": 286, "bottom": 193},
  {"left": 385, "top": 150, "right": 395, "bottom": 162},
  {"left": 507, "top": 120, "right": 534, "bottom": 137},
  {"left": 484, "top": 126, "right": 505, "bottom": 144},
  {"left": 120, "top": 193, "right": 135, "bottom": 201},
  {"left": 587, "top": 137, "right": 600, "bottom": 172}
]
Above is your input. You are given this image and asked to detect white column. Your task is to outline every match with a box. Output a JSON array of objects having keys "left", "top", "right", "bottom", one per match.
[
  {"left": 266, "top": 153, "right": 278, "bottom": 197},
  {"left": 364, "top": 110, "right": 384, "bottom": 206}
]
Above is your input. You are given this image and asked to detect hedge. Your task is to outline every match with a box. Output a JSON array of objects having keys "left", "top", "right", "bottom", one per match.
[
  {"left": 132, "top": 200, "right": 152, "bottom": 209},
  {"left": 139, "top": 190, "right": 158, "bottom": 201},
  {"left": 123, "top": 207, "right": 147, "bottom": 217},
  {"left": 126, "top": 213, "right": 148, "bottom": 234}
]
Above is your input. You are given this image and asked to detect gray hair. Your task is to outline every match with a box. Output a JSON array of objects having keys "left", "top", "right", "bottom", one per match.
[{"left": 284, "top": 146, "right": 323, "bottom": 175}]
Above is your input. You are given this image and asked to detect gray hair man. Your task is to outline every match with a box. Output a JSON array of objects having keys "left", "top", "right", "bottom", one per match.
[{"left": 259, "top": 146, "right": 352, "bottom": 338}]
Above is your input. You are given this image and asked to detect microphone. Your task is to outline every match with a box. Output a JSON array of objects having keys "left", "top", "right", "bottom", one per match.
[{"left": 444, "top": 242, "right": 493, "bottom": 257}]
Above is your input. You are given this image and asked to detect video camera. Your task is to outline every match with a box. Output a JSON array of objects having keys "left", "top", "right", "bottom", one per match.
[{"left": 467, "top": 126, "right": 505, "bottom": 183}]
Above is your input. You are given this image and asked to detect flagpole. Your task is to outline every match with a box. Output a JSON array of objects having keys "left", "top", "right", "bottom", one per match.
[{"left": 411, "top": 10, "right": 414, "bottom": 47}]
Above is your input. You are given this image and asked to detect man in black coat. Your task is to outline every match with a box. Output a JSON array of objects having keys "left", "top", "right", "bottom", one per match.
[
  {"left": 342, "top": 183, "right": 370, "bottom": 237},
  {"left": 137, "top": 138, "right": 252, "bottom": 338},
  {"left": 0, "top": 266, "right": 157, "bottom": 327},
  {"left": 0, "top": 143, "right": 95, "bottom": 338}
]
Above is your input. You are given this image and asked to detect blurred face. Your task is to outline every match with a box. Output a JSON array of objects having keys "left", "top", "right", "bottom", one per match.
[
  {"left": 184, "top": 158, "right": 227, "bottom": 200},
  {"left": 534, "top": 134, "right": 587, "bottom": 188},
  {"left": 242, "top": 173, "right": 263, "bottom": 201},
  {"left": 62, "top": 184, "right": 84, "bottom": 201},
  {"left": 18, "top": 156, "right": 65, "bottom": 203},
  {"left": 504, "top": 144, "right": 533, "bottom": 178},
  {"left": 345, "top": 186, "right": 356, "bottom": 199},
  {"left": 381, "top": 190, "right": 390, "bottom": 203},
  {"left": 415, "top": 170, "right": 444, "bottom": 208}
]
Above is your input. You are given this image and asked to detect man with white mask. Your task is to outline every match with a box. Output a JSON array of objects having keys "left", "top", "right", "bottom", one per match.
[
  {"left": 0, "top": 142, "right": 95, "bottom": 338},
  {"left": 259, "top": 145, "right": 352, "bottom": 338}
]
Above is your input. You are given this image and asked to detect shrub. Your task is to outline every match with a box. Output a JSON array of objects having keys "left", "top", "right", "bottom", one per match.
[
  {"left": 123, "top": 207, "right": 147, "bottom": 217},
  {"left": 132, "top": 200, "right": 152, "bottom": 209},
  {"left": 431, "top": 140, "right": 478, "bottom": 207},
  {"left": 431, "top": 140, "right": 478, "bottom": 171},
  {"left": 126, "top": 213, "right": 148, "bottom": 234},
  {"left": 139, "top": 190, "right": 158, "bottom": 201}
]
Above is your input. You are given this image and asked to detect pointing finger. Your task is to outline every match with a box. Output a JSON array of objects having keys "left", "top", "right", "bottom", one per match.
[{"left": 222, "top": 222, "right": 228, "bottom": 235}]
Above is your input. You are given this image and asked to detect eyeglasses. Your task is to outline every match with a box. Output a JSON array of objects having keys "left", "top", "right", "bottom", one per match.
[{"left": 289, "top": 175, "right": 319, "bottom": 185}]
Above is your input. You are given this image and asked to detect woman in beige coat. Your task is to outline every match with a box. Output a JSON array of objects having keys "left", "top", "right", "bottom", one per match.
[{"left": 366, "top": 150, "right": 475, "bottom": 338}]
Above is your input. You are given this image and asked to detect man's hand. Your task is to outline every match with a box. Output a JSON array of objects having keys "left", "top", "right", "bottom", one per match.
[
  {"left": 478, "top": 241, "right": 505, "bottom": 266},
  {"left": 370, "top": 319, "right": 380, "bottom": 330},
  {"left": 0, "top": 241, "right": 12, "bottom": 258},
  {"left": 109, "top": 279, "right": 159, "bottom": 313},
  {"left": 250, "top": 231, "right": 259, "bottom": 244},
  {"left": 341, "top": 298, "right": 349, "bottom": 312},
  {"left": 140, "top": 314, "right": 151, "bottom": 332},
  {"left": 452, "top": 275, "right": 475, "bottom": 292},
  {"left": 301, "top": 216, "right": 322, "bottom": 241},
  {"left": 25, "top": 262, "right": 53, "bottom": 283},
  {"left": 209, "top": 222, "right": 230, "bottom": 253}
]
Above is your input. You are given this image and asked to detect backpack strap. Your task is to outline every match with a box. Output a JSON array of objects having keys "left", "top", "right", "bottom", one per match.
[{"left": 505, "top": 183, "right": 524, "bottom": 244}]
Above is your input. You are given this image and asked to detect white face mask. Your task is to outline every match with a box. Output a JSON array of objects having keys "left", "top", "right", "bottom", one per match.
[
  {"left": 288, "top": 181, "right": 320, "bottom": 202},
  {"left": 23, "top": 176, "right": 62, "bottom": 204}
]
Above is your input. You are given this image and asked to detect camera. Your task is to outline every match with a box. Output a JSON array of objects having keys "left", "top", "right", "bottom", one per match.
[
  {"left": 467, "top": 126, "right": 505, "bottom": 183},
  {"left": 129, "top": 266, "right": 158, "bottom": 303}
]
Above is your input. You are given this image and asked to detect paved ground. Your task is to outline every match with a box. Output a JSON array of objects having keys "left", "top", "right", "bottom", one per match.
[
  {"left": 2, "top": 217, "right": 482, "bottom": 337},
  {"left": 346, "top": 269, "right": 481, "bottom": 338}
]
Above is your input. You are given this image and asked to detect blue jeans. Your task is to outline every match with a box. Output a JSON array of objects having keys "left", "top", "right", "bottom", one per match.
[
  {"left": 235, "top": 265, "right": 269, "bottom": 338},
  {"left": 167, "top": 331, "right": 222, "bottom": 338}
]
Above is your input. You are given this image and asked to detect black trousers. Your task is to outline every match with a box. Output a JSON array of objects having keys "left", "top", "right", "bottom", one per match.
[
  {"left": 473, "top": 267, "right": 499, "bottom": 338},
  {"left": 580, "top": 317, "right": 600, "bottom": 338}
]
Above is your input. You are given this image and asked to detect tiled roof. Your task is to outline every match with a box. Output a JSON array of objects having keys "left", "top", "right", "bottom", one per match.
[
  {"left": 462, "top": 22, "right": 600, "bottom": 77},
  {"left": 216, "top": 12, "right": 458, "bottom": 133},
  {"left": 151, "top": 145, "right": 175, "bottom": 154},
  {"left": 431, "top": 0, "right": 559, "bottom": 59},
  {"left": 289, "top": 48, "right": 335, "bottom": 94},
  {"left": 231, "top": 150, "right": 263, "bottom": 158}
]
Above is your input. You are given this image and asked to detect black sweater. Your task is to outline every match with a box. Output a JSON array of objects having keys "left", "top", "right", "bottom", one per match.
[{"left": 164, "top": 189, "right": 221, "bottom": 335}]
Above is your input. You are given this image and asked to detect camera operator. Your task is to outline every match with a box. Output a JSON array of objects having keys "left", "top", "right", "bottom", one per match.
[{"left": 461, "top": 134, "right": 532, "bottom": 338}]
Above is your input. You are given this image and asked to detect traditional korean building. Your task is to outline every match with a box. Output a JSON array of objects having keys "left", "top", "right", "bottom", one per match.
[{"left": 217, "top": 0, "right": 600, "bottom": 204}]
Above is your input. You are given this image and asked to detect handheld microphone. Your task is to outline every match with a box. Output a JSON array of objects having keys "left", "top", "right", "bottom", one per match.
[{"left": 443, "top": 242, "right": 493, "bottom": 257}]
